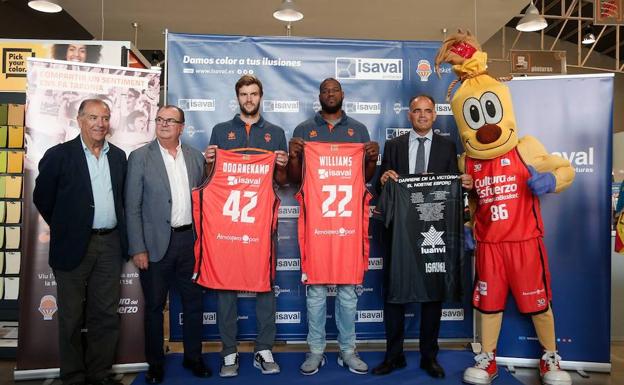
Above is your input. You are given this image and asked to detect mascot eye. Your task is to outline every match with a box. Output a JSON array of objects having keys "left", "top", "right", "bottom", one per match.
[
  {"left": 480, "top": 92, "right": 503, "bottom": 124},
  {"left": 462, "top": 98, "right": 484, "bottom": 130}
]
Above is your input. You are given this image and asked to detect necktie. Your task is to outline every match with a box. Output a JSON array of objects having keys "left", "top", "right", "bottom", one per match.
[{"left": 415, "top": 137, "right": 427, "bottom": 174}]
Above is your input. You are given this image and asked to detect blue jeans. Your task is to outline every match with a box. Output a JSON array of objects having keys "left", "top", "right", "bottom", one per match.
[{"left": 306, "top": 284, "right": 357, "bottom": 354}]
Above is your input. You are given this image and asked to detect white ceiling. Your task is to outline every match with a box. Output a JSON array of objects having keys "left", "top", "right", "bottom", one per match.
[{"left": 61, "top": 0, "right": 529, "bottom": 50}]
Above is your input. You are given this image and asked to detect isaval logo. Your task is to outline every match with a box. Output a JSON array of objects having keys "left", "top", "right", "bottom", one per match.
[
  {"left": 202, "top": 312, "right": 217, "bottom": 325},
  {"left": 368, "top": 257, "right": 383, "bottom": 270},
  {"left": 335, "top": 57, "right": 403, "bottom": 81},
  {"left": 356, "top": 310, "right": 384, "bottom": 323},
  {"left": 179, "top": 312, "right": 216, "bottom": 325},
  {"left": 276, "top": 258, "right": 301, "bottom": 271},
  {"left": 435, "top": 103, "right": 453, "bottom": 116},
  {"left": 344, "top": 102, "right": 382, "bottom": 115},
  {"left": 275, "top": 311, "right": 301, "bottom": 324},
  {"left": 441, "top": 308, "right": 464, "bottom": 321},
  {"left": 552, "top": 147, "right": 594, "bottom": 173},
  {"left": 263, "top": 100, "right": 300, "bottom": 113},
  {"left": 386, "top": 128, "right": 412, "bottom": 140},
  {"left": 178, "top": 98, "right": 215, "bottom": 112},
  {"left": 278, "top": 206, "right": 300, "bottom": 218}
]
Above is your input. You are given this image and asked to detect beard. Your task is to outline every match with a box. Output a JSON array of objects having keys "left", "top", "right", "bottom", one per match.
[
  {"left": 320, "top": 98, "right": 342, "bottom": 114},
  {"left": 239, "top": 102, "right": 260, "bottom": 117}
]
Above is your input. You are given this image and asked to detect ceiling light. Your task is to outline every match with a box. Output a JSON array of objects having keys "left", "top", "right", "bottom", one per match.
[
  {"left": 516, "top": 1, "right": 547, "bottom": 32},
  {"left": 28, "top": 0, "right": 62, "bottom": 13},
  {"left": 582, "top": 25, "right": 596, "bottom": 45},
  {"left": 273, "top": 0, "right": 303, "bottom": 22}
]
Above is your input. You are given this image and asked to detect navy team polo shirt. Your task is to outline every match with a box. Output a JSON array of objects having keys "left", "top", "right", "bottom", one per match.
[
  {"left": 292, "top": 111, "right": 370, "bottom": 144},
  {"left": 210, "top": 114, "right": 287, "bottom": 151}
]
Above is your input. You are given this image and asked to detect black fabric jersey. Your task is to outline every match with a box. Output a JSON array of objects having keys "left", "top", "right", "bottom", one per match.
[{"left": 375, "top": 173, "right": 464, "bottom": 304}]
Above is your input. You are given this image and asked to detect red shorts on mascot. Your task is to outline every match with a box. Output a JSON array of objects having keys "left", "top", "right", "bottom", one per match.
[{"left": 435, "top": 31, "right": 575, "bottom": 385}]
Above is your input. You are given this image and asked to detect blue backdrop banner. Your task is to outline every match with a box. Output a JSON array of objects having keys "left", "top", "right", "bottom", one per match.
[
  {"left": 495, "top": 74, "right": 612, "bottom": 366},
  {"left": 166, "top": 32, "right": 473, "bottom": 342},
  {"left": 166, "top": 33, "right": 612, "bottom": 368}
]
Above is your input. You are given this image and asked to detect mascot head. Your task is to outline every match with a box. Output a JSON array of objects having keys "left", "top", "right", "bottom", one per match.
[{"left": 435, "top": 30, "right": 518, "bottom": 160}]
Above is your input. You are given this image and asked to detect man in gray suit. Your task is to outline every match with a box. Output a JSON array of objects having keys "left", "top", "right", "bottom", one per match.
[{"left": 125, "top": 105, "right": 210, "bottom": 383}]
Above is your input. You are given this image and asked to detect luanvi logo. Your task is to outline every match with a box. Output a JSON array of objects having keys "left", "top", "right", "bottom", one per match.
[
  {"left": 421, "top": 226, "right": 446, "bottom": 254},
  {"left": 335, "top": 57, "right": 403, "bottom": 80}
]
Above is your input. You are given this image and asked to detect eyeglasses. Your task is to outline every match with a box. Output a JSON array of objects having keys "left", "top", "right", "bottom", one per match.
[{"left": 155, "top": 117, "right": 182, "bottom": 126}]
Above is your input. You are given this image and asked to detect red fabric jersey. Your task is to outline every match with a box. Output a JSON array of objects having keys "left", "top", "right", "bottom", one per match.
[
  {"left": 296, "top": 141, "right": 372, "bottom": 284},
  {"left": 192, "top": 149, "right": 279, "bottom": 292},
  {"left": 466, "top": 148, "right": 543, "bottom": 242}
]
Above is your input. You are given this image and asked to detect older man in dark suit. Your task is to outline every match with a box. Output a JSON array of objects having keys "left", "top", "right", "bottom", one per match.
[
  {"left": 372, "top": 94, "right": 472, "bottom": 379},
  {"left": 125, "top": 105, "right": 209, "bottom": 383},
  {"left": 34, "top": 98, "right": 128, "bottom": 385}
]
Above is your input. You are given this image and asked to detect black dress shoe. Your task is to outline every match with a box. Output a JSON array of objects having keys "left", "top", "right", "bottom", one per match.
[
  {"left": 420, "top": 358, "right": 445, "bottom": 378},
  {"left": 91, "top": 377, "right": 124, "bottom": 385},
  {"left": 145, "top": 364, "right": 164, "bottom": 384},
  {"left": 372, "top": 355, "right": 407, "bottom": 375},
  {"left": 183, "top": 358, "right": 212, "bottom": 378}
]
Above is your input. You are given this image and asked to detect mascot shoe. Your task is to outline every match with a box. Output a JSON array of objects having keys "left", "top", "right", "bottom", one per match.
[
  {"left": 540, "top": 351, "right": 572, "bottom": 385},
  {"left": 463, "top": 351, "right": 498, "bottom": 385}
]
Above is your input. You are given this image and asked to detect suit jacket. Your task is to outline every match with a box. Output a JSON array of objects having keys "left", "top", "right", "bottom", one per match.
[
  {"left": 33, "top": 135, "right": 128, "bottom": 271},
  {"left": 125, "top": 140, "right": 206, "bottom": 262},
  {"left": 376, "top": 131, "right": 459, "bottom": 194}
]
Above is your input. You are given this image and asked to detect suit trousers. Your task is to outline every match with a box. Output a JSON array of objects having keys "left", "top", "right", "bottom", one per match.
[
  {"left": 139, "top": 229, "right": 203, "bottom": 366},
  {"left": 54, "top": 230, "right": 122, "bottom": 385},
  {"left": 384, "top": 300, "right": 442, "bottom": 363},
  {"left": 217, "top": 290, "right": 276, "bottom": 357}
]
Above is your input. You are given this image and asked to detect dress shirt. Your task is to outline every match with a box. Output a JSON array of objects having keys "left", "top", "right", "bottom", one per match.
[
  {"left": 81, "top": 136, "right": 116, "bottom": 229},
  {"left": 158, "top": 141, "right": 192, "bottom": 227}
]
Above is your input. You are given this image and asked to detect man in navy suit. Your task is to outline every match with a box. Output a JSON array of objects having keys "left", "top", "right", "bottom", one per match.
[
  {"left": 372, "top": 94, "right": 472, "bottom": 379},
  {"left": 125, "top": 105, "right": 209, "bottom": 383},
  {"left": 34, "top": 98, "right": 128, "bottom": 385}
]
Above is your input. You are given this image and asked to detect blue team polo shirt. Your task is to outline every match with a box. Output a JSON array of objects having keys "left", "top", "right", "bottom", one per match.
[
  {"left": 209, "top": 114, "right": 287, "bottom": 152},
  {"left": 292, "top": 111, "right": 370, "bottom": 144}
]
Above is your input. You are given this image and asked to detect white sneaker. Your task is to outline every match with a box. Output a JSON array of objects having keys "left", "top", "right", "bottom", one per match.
[
  {"left": 300, "top": 353, "right": 326, "bottom": 375},
  {"left": 254, "top": 349, "right": 280, "bottom": 374},
  {"left": 337, "top": 351, "right": 368, "bottom": 375},
  {"left": 219, "top": 352, "right": 239, "bottom": 378},
  {"left": 540, "top": 351, "right": 572, "bottom": 385},
  {"left": 463, "top": 351, "right": 498, "bottom": 385}
]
